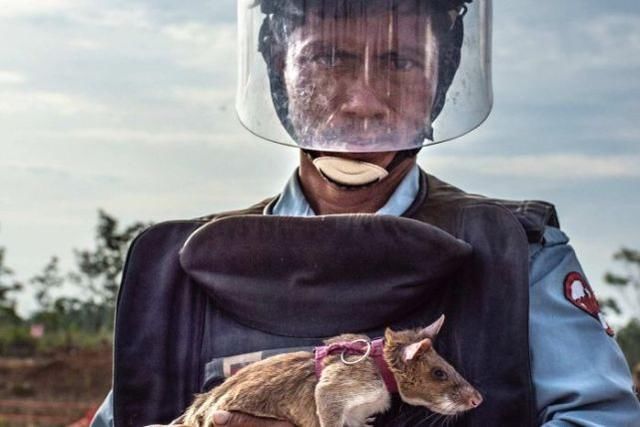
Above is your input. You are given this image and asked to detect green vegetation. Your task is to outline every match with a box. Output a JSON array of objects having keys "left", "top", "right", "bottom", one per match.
[
  {"left": 601, "top": 247, "right": 640, "bottom": 370},
  {"left": 0, "top": 244, "right": 23, "bottom": 328},
  {"left": 0, "top": 211, "right": 149, "bottom": 356},
  {"left": 0, "top": 211, "right": 639, "bottom": 373},
  {"left": 616, "top": 320, "right": 640, "bottom": 369}
]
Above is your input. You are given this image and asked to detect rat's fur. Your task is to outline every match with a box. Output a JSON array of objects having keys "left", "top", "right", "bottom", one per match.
[{"left": 180, "top": 316, "right": 481, "bottom": 427}]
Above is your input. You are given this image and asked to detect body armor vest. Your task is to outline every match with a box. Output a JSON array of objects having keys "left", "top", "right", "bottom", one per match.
[{"left": 112, "top": 170, "right": 559, "bottom": 426}]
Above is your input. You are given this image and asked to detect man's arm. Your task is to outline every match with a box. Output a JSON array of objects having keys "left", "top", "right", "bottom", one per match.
[
  {"left": 91, "top": 390, "right": 114, "bottom": 427},
  {"left": 529, "top": 227, "right": 640, "bottom": 426},
  {"left": 90, "top": 390, "right": 294, "bottom": 427}
]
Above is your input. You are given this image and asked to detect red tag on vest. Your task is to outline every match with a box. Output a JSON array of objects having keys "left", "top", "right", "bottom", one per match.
[{"left": 564, "top": 272, "right": 614, "bottom": 336}]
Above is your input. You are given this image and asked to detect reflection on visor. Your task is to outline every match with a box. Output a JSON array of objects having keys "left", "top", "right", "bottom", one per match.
[
  {"left": 237, "top": 0, "right": 492, "bottom": 152},
  {"left": 284, "top": 5, "right": 439, "bottom": 152}
]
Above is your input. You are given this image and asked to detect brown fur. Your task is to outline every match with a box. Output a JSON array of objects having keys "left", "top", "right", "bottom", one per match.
[
  {"left": 383, "top": 324, "right": 481, "bottom": 416},
  {"left": 180, "top": 317, "right": 481, "bottom": 427},
  {"left": 182, "top": 351, "right": 319, "bottom": 427}
]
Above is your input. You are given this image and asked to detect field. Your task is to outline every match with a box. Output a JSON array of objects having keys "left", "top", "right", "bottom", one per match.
[{"left": 0, "top": 346, "right": 111, "bottom": 427}]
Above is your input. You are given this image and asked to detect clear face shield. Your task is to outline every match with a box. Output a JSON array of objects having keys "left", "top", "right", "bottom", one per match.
[{"left": 237, "top": 0, "right": 492, "bottom": 153}]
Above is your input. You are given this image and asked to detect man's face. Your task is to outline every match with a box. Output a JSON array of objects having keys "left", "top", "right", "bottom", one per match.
[{"left": 283, "top": 6, "right": 439, "bottom": 154}]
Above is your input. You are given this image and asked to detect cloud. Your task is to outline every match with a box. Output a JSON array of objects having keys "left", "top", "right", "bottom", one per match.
[
  {"left": 77, "top": 6, "right": 153, "bottom": 30},
  {"left": 0, "top": 90, "right": 104, "bottom": 115},
  {"left": 161, "top": 22, "right": 237, "bottom": 71},
  {"left": 0, "top": 70, "right": 26, "bottom": 85},
  {"left": 50, "top": 128, "right": 239, "bottom": 147},
  {"left": 0, "top": 1, "right": 157, "bottom": 33},
  {"left": 427, "top": 154, "right": 640, "bottom": 179},
  {"left": 162, "top": 22, "right": 219, "bottom": 45},
  {"left": 496, "top": 13, "right": 640, "bottom": 75},
  {"left": 67, "top": 39, "right": 103, "bottom": 51},
  {"left": 170, "top": 87, "right": 235, "bottom": 107},
  {"left": 0, "top": 0, "right": 77, "bottom": 18},
  {"left": 583, "top": 15, "right": 640, "bottom": 66},
  {"left": 2, "top": 163, "right": 117, "bottom": 182},
  {"left": 0, "top": 163, "right": 122, "bottom": 210},
  {"left": 486, "top": 7, "right": 640, "bottom": 159}
]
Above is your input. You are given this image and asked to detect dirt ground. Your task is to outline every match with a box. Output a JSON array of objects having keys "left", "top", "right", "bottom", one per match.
[{"left": 0, "top": 346, "right": 111, "bottom": 427}]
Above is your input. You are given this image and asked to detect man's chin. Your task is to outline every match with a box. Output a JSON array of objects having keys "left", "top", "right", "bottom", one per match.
[{"left": 300, "top": 131, "right": 423, "bottom": 155}]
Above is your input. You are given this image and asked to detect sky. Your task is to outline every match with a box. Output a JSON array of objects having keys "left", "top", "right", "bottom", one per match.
[{"left": 0, "top": 0, "right": 639, "bottom": 320}]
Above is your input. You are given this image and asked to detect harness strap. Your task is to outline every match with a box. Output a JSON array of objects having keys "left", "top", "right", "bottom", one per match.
[{"left": 314, "top": 338, "right": 398, "bottom": 393}]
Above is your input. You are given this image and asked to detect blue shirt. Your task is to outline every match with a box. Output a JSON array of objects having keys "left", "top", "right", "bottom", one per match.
[
  {"left": 92, "top": 165, "right": 640, "bottom": 426},
  {"left": 267, "top": 162, "right": 421, "bottom": 217}
]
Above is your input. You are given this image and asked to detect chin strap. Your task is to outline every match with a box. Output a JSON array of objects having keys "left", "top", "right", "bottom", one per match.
[
  {"left": 312, "top": 156, "right": 389, "bottom": 186},
  {"left": 307, "top": 148, "right": 420, "bottom": 187}
]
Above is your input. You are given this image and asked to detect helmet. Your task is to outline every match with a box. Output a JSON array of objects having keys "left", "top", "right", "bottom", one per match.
[{"left": 237, "top": 0, "right": 492, "bottom": 153}]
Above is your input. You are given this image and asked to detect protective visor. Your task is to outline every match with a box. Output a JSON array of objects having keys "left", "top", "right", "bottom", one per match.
[{"left": 237, "top": 0, "right": 492, "bottom": 153}]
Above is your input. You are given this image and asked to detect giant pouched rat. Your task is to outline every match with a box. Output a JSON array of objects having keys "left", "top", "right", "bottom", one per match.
[{"left": 178, "top": 315, "right": 482, "bottom": 427}]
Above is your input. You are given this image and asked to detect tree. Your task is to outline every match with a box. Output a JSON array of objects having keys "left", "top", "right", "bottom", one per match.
[
  {"left": 29, "top": 256, "right": 74, "bottom": 333},
  {"left": 602, "top": 247, "right": 640, "bottom": 370},
  {"left": 0, "top": 235, "right": 23, "bottom": 326},
  {"left": 601, "top": 247, "right": 640, "bottom": 320},
  {"left": 616, "top": 320, "right": 640, "bottom": 371},
  {"left": 25, "top": 211, "right": 149, "bottom": 336},
  {"left": 69, "top": 210, "right": 149, "bottom": 308},
  {"left": 31, "top": 256, "right": 64, "bottom": 311}
]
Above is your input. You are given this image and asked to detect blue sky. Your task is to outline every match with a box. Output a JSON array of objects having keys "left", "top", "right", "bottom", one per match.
[{"left": 0, "top": 0, "right": 638, "bottom": 319}]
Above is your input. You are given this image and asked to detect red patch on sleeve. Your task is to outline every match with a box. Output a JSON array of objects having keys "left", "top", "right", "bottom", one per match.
[{"left": 564, "top": 272, "right": 614, "bottom": 336}]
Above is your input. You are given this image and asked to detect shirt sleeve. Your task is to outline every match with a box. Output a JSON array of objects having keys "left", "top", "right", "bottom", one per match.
[
  {"left": 529, "top": 226, "right": 640, "bottom": 426},
  {"left": 90, "top": 390, "right": 114, "bottom": 427}
]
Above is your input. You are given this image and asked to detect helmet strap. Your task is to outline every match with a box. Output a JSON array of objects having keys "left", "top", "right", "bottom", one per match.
[
  {"left": 312, "top": 156, "right": 389, "bottom": 187},
  {"left": 304, "top": 148, "right": 420, "bottom": 188}
]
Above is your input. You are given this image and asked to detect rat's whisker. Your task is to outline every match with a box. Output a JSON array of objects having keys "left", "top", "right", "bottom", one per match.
[
  {"left": 416, "top": 410, "right": 439, "bottom": 426},
  {"left": 436, "top": 413, "right": 450, "bottom": 426}
]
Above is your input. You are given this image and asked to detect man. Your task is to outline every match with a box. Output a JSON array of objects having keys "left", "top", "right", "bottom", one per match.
[{"left": 92, "top": 1, "right": 640, "bottom": 426}]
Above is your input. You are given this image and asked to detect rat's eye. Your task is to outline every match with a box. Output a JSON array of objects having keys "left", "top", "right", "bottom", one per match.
[{"left": 431, "top": 368, "right": 448, "bottom": 381}]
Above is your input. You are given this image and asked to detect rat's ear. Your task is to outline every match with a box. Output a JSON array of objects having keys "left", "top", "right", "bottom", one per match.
[
  {"left": 419, "top": 314, "right": 445, "bottom": 339},
  {"left": 403, "top": 338, "right": 432, "bottom": 361},
  {"left": 384, "top": 327, "right": 398, "bottom": 344}
]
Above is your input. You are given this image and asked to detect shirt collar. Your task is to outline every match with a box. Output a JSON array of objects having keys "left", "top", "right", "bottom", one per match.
[{"left": 266, "top": 164, "right": 420, "bottom": 217}]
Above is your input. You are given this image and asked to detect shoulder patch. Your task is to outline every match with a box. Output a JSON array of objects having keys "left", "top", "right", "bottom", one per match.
[{"left": 563, "top": 272, "right": 614, "bottom": 336}]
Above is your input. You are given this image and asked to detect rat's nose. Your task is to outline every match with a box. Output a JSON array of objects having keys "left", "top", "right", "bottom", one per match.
[{"left": 468, "top": 391, "right": 483, "bottom": 408}]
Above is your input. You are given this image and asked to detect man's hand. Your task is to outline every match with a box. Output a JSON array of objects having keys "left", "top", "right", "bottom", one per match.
[{"left": 146, "top": 410, "right": 295, "bottom": 427}]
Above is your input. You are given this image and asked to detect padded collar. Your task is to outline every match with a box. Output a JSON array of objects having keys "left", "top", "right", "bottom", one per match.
[{"left": 180, "top": 214, "right": 472, "bottom": 337}]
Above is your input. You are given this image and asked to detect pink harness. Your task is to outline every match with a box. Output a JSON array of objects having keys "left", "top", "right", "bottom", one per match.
[{"left": 314, "top": 338, "right": 398, "bottom": 393}]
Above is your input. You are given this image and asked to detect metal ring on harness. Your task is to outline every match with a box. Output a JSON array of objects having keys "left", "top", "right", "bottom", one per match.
[{"left": 340, "top": 339, "right": 372, "bottom": 365}]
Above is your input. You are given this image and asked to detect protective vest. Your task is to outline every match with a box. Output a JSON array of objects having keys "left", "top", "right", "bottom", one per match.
[{"left": 112, "top": 170, "right": 559, "bottom": 426}]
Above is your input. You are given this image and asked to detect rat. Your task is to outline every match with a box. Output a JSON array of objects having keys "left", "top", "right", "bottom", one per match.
[{"left": 178, "top": 315, "right": 482, "bottom": 427}]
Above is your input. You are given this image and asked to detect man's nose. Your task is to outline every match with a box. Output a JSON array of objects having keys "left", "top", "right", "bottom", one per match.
[{"left": 339, "top": 74, "right": 391, "bottom": 120}]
